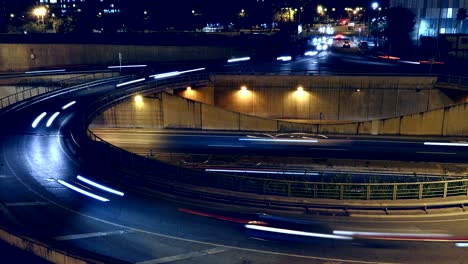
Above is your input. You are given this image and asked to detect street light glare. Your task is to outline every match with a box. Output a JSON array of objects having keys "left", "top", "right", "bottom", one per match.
[
  {"left": 372, "top": 2, "right": 379, "bottom": 10},
  {"left": 33, "top": 7, "right": 47, "bottom": 17},
  {"left": 134, "top": 95, "right": 143, "bottom": 104}
]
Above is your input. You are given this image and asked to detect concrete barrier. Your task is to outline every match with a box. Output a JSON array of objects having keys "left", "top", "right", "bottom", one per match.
[
  {"left": 162, "top": 93, "right": 202, "bottom": 129},
  {"left": 443, "top": 102, "right": 468, "bottom": 136},
  {"left": 179, "top": 75, "right": 459, "bottom": 122},
  {"left": 0, "top": 43, "right": 252, "bottom": 71},
  {"left": 90, "top": 97, "right": 163, "bottom": 129},
  {"left": 0, "top": 227, "right": 96, "bottom": 264},
  {"left": 201, "top": 104, "right": 240, "bottom": 130}
]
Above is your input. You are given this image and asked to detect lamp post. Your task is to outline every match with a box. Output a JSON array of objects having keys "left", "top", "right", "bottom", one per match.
[{"left": 33, "top": 6, "right": 47, "bottom": 25}]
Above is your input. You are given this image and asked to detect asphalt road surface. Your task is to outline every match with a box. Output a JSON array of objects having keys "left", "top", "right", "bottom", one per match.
[{"left": 0, "top": 40, "right": 467, "bottom": 263}]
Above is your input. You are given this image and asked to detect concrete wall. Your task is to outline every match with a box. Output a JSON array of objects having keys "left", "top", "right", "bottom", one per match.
[
  {"left": 353, "top": 102, "right": 468, "bottom": 136},
  {"left": 91, "top": 92, "right": 468, "bottom": 136},
  {"left": 174, "top": 75, "right": 460, "bottom": 122},
  {"left": 90, "top": 97, "right": 163, "bottom": 129},
  {"left": 0, "top": 44, "right": 252, "bottom": 71}
]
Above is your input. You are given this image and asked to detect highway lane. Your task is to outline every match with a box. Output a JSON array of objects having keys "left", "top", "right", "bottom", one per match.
[
  {"left": 0, "top": 81, "right": 467, "bottom": 264},
  {"left": 0, "top": 54, "right": 467, "bottom": 262},
  {"left": 91, "top": 129, "right": 468, "bottom": 163}
]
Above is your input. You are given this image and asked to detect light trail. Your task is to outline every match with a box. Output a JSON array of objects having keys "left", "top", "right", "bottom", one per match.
[
  {"left": 246, "top": 225, "right": 352, "bottom": 240},
  {"left": 31, "top": 112, "right": 47, "bottom": 128},
  {"left": 57, "top": 180, "right": 109, "bottom": 202},
  {"left": 77, "top": 175, "right": 124, "bottom": 196},
  {"left": 116, "top": 78, "right": 146, "bottom": 87},
  {"left": 46, "top": 112, "right": 60, "bottom": 127},
  {"left": 61, "top": 101, "right": 76, "bottom": 110},
  {"left": 25, "top": 69, "right": 66, "bottom": 74}
]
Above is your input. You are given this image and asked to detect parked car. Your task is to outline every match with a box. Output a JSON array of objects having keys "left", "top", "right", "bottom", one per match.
[
  {"left": 342, "top": 40, "right": 351, "bottom": 48},
  {"left": 358, "top": 41, "right": 369, "bottom": 49}
]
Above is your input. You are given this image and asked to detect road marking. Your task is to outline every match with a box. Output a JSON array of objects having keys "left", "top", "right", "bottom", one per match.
[
  {"left": 417, "top": 152, "right": 456, "bottom": 155},
  {"left": 5, "top": 201, "right": 48, "bottom": 207},
  {"left": 4, "top": 155, "right": 403, "bottom": 264},
  {"left": 137, "top": 247, "right": 228, "bottom": 264},
  {"left": 54, "top": 230, "right": 129, "bottom": 241}
]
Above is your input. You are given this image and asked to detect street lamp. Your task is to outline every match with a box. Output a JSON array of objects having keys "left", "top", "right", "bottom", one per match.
[
  {"left": 372, "top": 2, "right": 379, "bottom": 10},
  {"left": 33, "top": 6, "right": 47, "bottom": 24}
]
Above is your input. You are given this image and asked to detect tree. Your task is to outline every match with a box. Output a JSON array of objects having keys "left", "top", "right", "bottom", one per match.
[
  {"left": 456, "top": 8, "right": 467, "bottom": 33},
  {"left": 382, "top": 6, "right": 415, "bottom": 55}
]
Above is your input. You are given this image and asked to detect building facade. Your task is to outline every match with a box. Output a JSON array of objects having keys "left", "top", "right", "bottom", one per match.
[{"left": 390, "top": 0, "right": 468, "bottom": 38}]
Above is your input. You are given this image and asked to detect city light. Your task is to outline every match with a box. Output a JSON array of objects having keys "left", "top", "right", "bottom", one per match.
[
  {"left": 33, "top": 6, "right": 47, "bottom": 24},
  {"left": 372, "top": 2, "right": 379, "bottom": 10},
  {"left": 134, "top": 95, "right": 143, "bottom": 104}
]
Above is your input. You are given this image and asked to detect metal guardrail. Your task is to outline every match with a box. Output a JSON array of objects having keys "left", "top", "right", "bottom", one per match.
[
  {"left": 0, "top": 72, "right": 119, "bottom": 110},
  {"left": 84, "top": 131, "right": 468, "bottom": 201},
  {"left": 80, "top": 73, "right": 468, "bottom": 202},
  {"left": 437, "top": 75, "right": 468, "bottom": 88}
]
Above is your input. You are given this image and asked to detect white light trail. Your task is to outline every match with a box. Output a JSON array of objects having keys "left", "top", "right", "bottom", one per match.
[
  {"left": 108, "top": 65, "right": 147, "bottom": 69},
  {"left": 333, "top": 230, "right": 451, "bottom": 238},
  {"left": 276, "top": 56, "right": 292, "bottom": 62},
  {"left": 32, "top": 112, "right": 47, "bottom": 128},
  {"left": 179, "top": 67, "right": 205, "bottom": 74},
  {"left": 227, "top": 57, "right": 251, "bottom": 63},
  {"left": 304, "top": 51, "right": 318, "bottom": 56},
  {"left": 239, "top": 138, "right": 318, "bottom": 143},
  {"left": 46, "top": 112, "right": 60, "bottom": 127},
  {"left": 116, "top": 78, "right": 146, "bottom": 87},
  {"left": 456, "top": 243, "right": 468, "bottom": 247},
  {"left": 206, "top": 169, "right": 319, "bottom": 176},
  {"left": 77, "top": 175, "right": 124, "bottom": 196},
  {"left": 150, "top": 71, "right": 180, "bottom": 79},
  {"left": 246, "top": 225, "right": 352, "bottom": 240},
  {"left": 424, "top": 142, "right": 468, "bottom": 147},
  {"left": 399, "top": 60, "right": 420, "bottom": 65},
  {"left": 25, "top": 69, "right": 66, "bottom": 74},
  {"left": 62, "top": 101, "right": 76, "bottom": 110},
  {"left": 150, "top": 68, "right": 205, "bottom": 79},
  {"left": 57, "top": 180, "right": 109, "bottom": 202}
]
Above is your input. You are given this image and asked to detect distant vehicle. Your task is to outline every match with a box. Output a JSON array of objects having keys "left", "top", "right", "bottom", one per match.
[
  {"left": 358, "top": 41, "right": 369, "bottom": 49},
  {"left": 343, "top": 40, "right": 351, "bottom": 48}
]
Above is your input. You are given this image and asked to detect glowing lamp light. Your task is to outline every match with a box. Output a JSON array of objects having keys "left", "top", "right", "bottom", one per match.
[
  {"left": 186, "top": 86, "right": 192, "bottom": 90},
  {"left": 241, "top": 85, "right": 247, "bottom": 91},
  {"left": 134, "top": 95, "right": 143, "bottom": 104},
  {"left": 297, "top": 86, "right": 304, "bottom": 92}
]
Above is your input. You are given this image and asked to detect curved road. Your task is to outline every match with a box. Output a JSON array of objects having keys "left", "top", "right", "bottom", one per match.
[{"left": 0, "top": 43, "right": 468, "bottom": 263}]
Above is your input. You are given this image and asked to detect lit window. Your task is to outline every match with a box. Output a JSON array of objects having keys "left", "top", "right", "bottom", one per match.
[
  {"left": 447, "top": 8, "right": 452, "bottom": 19},
  {"left": 440, "top": 28, "right": 446, "bottom": 34}
]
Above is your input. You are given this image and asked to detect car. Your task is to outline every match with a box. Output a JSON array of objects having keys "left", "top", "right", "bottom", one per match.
[
  {"left": 342, "top": 40, "right": 350, "bottom": 48},
  {"left": 358, "top": 41, "right": 369, "bottom": 49}
]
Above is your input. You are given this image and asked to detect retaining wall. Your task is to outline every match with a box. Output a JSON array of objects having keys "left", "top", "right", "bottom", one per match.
[
  {"left": 174, "top": 75, "right": 461, "bottom": 122},
  {"left": 92, "top": 91, "right": 468, "bottom": 136},
  {"left": 0, "top": 44, "right": 252, "bottom": 71}
]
